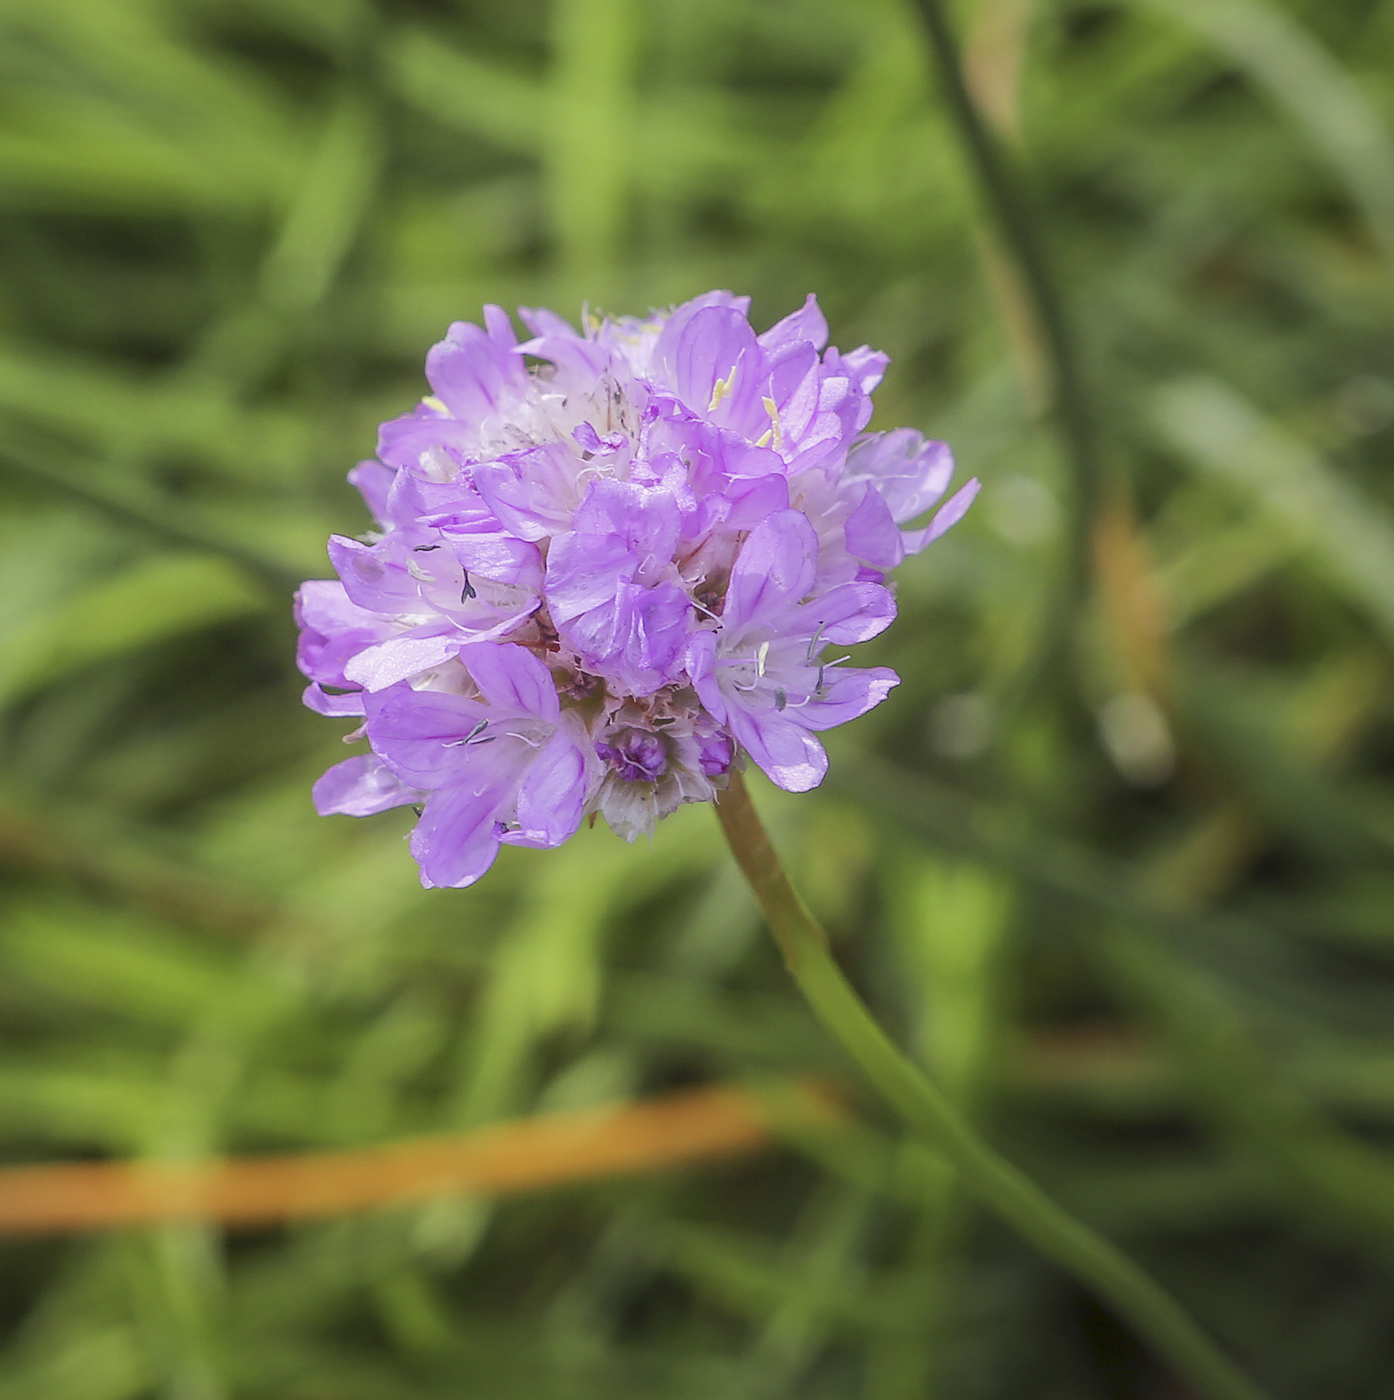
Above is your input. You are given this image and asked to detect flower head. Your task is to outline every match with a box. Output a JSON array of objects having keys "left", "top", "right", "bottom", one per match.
[{"left": 296, "top": 292, "right": 978, "bottom": 887}]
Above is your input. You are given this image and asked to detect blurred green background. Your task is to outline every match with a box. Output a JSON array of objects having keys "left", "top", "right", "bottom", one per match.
[{"left": 2, "top": 0, "right": 1394, "bottom": 1395}]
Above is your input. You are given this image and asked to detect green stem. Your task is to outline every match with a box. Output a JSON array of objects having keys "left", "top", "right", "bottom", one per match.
[{"left": 715, "top": 773, "right": 1267, "bottom": 1400}]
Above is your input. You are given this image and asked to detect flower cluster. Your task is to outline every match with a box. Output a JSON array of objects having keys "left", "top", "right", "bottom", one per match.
[{"left": 296, "top": 291, "right": 977, "bottom": 887}]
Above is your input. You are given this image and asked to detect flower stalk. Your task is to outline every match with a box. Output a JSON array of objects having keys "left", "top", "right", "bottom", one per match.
[{"left": 715, "top": 771, "right": 1267, "bottom": 1400}]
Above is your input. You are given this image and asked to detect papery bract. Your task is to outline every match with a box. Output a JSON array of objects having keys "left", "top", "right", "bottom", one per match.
[{"left": 296, "top": 292, "right": 977, "bottom": 887}]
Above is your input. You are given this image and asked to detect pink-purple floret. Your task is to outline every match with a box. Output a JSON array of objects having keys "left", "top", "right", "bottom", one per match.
[{"left": 295, "top": 291, "right": 978, "bottom": 888}]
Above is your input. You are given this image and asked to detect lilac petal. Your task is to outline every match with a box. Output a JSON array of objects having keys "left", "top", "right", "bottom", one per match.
[
  {"left": 797, "top": 665, "right": 900, "bottom": 732},
  {"left": 420, "top": 492, "right": 513, "bottom": 532},
  {"left": 520, "top": 334, "right": 614, "bottom": 386},
  {"left": 762, "top": 343, "right": 821, "bottom": 447},
  {"left": 483, "top": 303, "right": 517, "bottom": 348},
  {"left": 517, "top": 305, "right": 581, "bottom": 339},
  {"left": 639, "top": 394, "right": 749, "bottom": 490},
  {"left": 721, "top": 474, "right": 790, "bottom": 527},
  {"left": 571, "top": 478, "right": 682, "bottom": 563},
  {"left": 511, "top": 730, "right": 590, "bottom": 846},
  {"left": 328, "top": 536, "right": 419, "bottom": 614},
  {"left": 344, "top": 632, "right": 461, "bottom": 692},
  {"left": 646, "top": 404, "right": 784, "bottom": 485},
  {"left": 302, "top": 682, "right": 365, "bottom": 717},
  {"left": 681, "top": 289, "right": 752, "bottom": 317},
  {"left": 295, "top": 577, "right": 380, "bottom": 640},
  {"left": 559, "top": 587, "right": 633, "bottom": 667},
  {"left": 685, "top": 631, "right": 726, "bottom": 722},
  {"left": 757, "top": 294, "right": 828, "bottom": 353},
  {"left": 295, "top": 580, "right": 396, "bottom": 687},
  {"left": 546, "top": 532, "right": 635, "bottom": 624},
  {"left": 902, "top": 477, "right": 982, "bottom": 553},
  {"left": 795, "top": 582, "right": 897, "bottom": 645},
  {"left": 650, "top": 454, "right": 697, "bottom": 512},
  {"left": 410, "top": 781, "right": 504, "bottom": 889},
  {"left": 901, "top": 439, "right": 957, "bottom": 520},
  {"left": 922, "top": 477, "right": 981, "bottom": 543},
  {"left": 348, "top": 460, "right": 395, "bottom": 525},
  {"left": 843, "top": 484, "right": 905, "bottom": 570},
  {"left": 817, "top": 370, "right": 854, "bottom": 418},
  {"left": 455, "top": 607, "right": 542, "bottom": 645},
  {"left": 381, "top": 464, "right": 457, "bottom": 528},
  {"left": 667, "top": 306, "right": 764, "bottom": 436},
  {"left": 392, "top": 538, "right": 477, "bottom": 619},
  {"left": 723, "top": 510, "right": 819, "bottom": 633},
  {"left": 313, "top": 755, "right": 419, "bottom": 816},
  {"left": 364, "top": 687, "right": 489, "bottom": 787},
  {"left": 719, "top": 439, "right": 786, "bottom": 480},
  {"left": 631, "top": 581, "right": 692, "bottom": 674},
  {"left": 845, "top": 430, "right": 956, "bottom": 524},
  {"left": 560, "top": 580, "right": 689, "bottom": 693},
  {"left": 425, "top": 320, "right": 524, "bottom": 423},
  {"left": 473, "top": 444, "right": 581, "bottom": 541},
  {"left": 698, "top": 731, "right": 735, "bottom": 777},
  {"left": 376, "top": 402, "right": 475, "bottom": 477},
  {"left": 440, "top": 529, "right": 544, "bottom": 590},
  {"left": 776, "top": 371, "right": 862, "bottom": 474},
  {"left": 460, "top": 642, "right": 561, "bottom": 721},
  {"left": 653, "top": 291, "right": 752, "bottom": 382},
  {"left": 839, "top": 345, "right": 890, "bottom": 396},
  {"left": 727, "top": 707, "right": 829, "bottom": 793},
  {"left": 562, "top": 579, "right": 691, "bottom": 691},
  {"left": 298, "top": 622, "right": 376, "bottom": 687}
]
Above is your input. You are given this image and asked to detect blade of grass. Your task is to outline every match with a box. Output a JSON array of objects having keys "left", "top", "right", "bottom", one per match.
[
  {"left": 908, "top": 0, "right": 1106, "bottom": 611},
  {"left": 1137, "top": 0, "right": 1394, "bottom": 273}
]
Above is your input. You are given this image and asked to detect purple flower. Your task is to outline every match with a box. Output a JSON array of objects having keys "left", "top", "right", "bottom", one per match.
[
  {"left": 686, "top": 512, "right": 898, "bottom": 792},
  {"left": 296, "top": 292, "right": 977, "bottom": 887}
]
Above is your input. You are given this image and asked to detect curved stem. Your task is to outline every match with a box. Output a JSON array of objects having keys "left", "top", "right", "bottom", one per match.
[
  {"left": 908, "top": 0, "right": 1106, "bottom": 613},
  {"left": 714, "top": 773, "right": 1267, "bottom": 1400}
]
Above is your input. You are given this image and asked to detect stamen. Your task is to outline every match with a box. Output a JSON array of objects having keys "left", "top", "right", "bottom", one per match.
[
  {"left": 774, "top": 687, "right": 787, "bottom": 712},
  {"left": 444, "top": 718, "right": 492, "bottom": 748},
  {"left": 756, "top": 641, "right": 770, "bottom": 677},
  {"left": 460, "top": 570, "right": 477, "bottom": 602},
  {"left": 805, "top": 622, "right": 826, "bottom": 662},
  {"left": 761, "top": 395, "right": 783, "bottom": 452},
  {"left": 466, "top": 718, "right": 490, "bottom": 742}
]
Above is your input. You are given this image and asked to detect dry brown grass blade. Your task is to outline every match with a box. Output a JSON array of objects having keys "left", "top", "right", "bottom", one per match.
[
  {"left": 0, "top": 1081, "right": 841, "bottom": 1234},
  {"left": 1092, "top": 496, "right": 1175, "bottom": 707}
]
